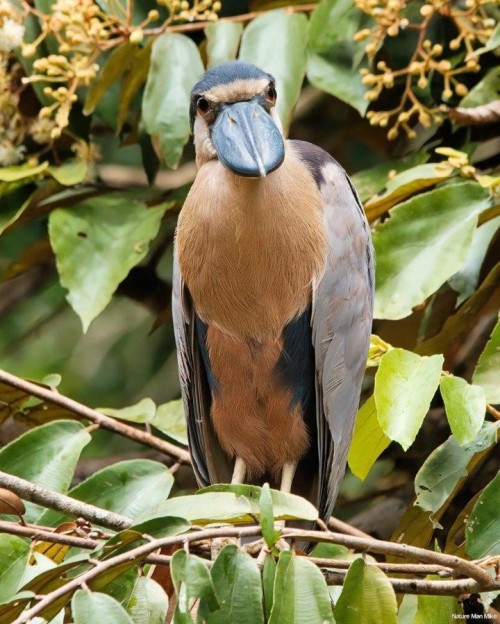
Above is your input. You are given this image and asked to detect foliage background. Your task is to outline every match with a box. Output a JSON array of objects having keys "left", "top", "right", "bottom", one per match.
[{"left": 0, "top": 0, "right": 499, "bottom": 622}]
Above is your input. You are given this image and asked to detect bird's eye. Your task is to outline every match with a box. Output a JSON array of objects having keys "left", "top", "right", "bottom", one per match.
[
  {"left": 265, "top": 84, "right": 277, "bottom": 105},
  {"left": 197, "top": 97, "right": 211, "bottom": 115}
]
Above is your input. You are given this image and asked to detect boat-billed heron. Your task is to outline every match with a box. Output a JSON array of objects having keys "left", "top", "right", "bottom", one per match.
[{"left": 173, "top": 61, "right": 374, "bottom": 522}]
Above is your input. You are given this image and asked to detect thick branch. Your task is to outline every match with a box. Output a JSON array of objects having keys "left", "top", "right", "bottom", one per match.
[
  {"left": 0, "top": 472, "right": 131, "bottom": 531},
  {"left": 0, "top": 368, "right": 191, "bottom": 464}
]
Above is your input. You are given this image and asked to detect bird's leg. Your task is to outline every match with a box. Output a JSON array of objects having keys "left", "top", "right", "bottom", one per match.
[
  {"left": 231, "top": 457, "right": 246, "bottom": 484},
  {"left": 275, "top": 461, "right": 298, "bottom": 551}
]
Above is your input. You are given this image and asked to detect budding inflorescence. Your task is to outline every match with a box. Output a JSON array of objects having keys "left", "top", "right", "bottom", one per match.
[{"left": 355, "top": 0, "right": 495, "bottom": 140}]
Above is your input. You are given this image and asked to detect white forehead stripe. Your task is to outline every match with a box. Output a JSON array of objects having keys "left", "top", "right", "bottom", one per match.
[{"left": 201, "top": 78, "right": 270, "bottom": 103}]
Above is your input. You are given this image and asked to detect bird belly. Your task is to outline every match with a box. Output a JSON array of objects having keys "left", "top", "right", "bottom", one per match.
[{"left": 206, "top": 325, "right": 310, "bottom": 477}]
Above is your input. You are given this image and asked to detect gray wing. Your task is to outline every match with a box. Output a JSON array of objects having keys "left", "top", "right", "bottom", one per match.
[
  {"left": 172, "top": 246, "right": 232, "bottom": 487},
  {"left": 291, "top": 141, "right": 374, "bottom": 520}
]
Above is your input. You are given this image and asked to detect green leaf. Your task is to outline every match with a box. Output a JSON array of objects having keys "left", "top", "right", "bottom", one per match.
[
  {"left": 439, "top": 376, "right": 486, "bottom": 445},
  {"left": 459, "top": 66, "right": 500, "bottom": 108},
  {"left": 348, "top": 395, "right": 390, "bottom": 480},
  {"left": 47, "top": 162, "right": 87, "bottom": 186},
  {"left": 415, "top": 422, "right": 499, "bottom": 513},
  {"left": 206, "top": 544, "right": 264, "bottom": 623},
  {"left": 171, "top": 550, "right": 219, "bottom": 622},
  {"left": 152, "top": 399, "right": 188, "bottom": 445},
  {"left": 375, "top": 349, "right": 443, "bottom": 450},
  {"left": 334, "top": 558, "right": 397, "bottom": 624},
  {"left": 413, "top": 592, "right": 462, "bottom": 624},
  {"left": 466, "top": 471, "right": 500, "bottom": 558},
  {"left": 0, "top": 421, "right": 91, "bottom": 522},
  {"left": 84, "top": 42, "right": 137, "bottom": 115},
  {"left": 259, "top": 483, "right": 280, "bottom": 548},
  {"left": 373, "top": 182, "right": 491, "bottom": 320},
  {"left": 307, "top": 0, "right": 368, "bottom": 115},
  {"left": 0, "top": 162, "right": 48, "bottom": 182},
  {"left": 239, "top": 10, "right": 309, "bottom": 131},
  {"left": 473, "top": 315, "right": 500, "bottom": 404},
  {"left": 49, "top": 193, "right": 169, "bottom": 331},
  {"left": 142, "top": 33, "right": 204, "bottom": 168},
  {"left": 269, "top": 550, "right": 334, "bottom": 624},
  {"left": 72, "top": 590, "right": 135, "bottom": 624},
  {"left": 0, "top": 535, "right": 30, "bottom": 603},
  {"left": 99, "top": 398, "right": 157, "bottom": 424},
  {"left": 262, "top": 555, "right": 276, "bottom": 621},
  {"left": 449, "top": 217, "right": 500, "bottom": 305},
  {"left": 117, "top": 40, "right": 153, "bottom": 132},
  {"left": 123, "top": 577, "right": 169, "bottom": 624},
  {"left": 206, "top": 22, "right": 243, "bottom": 67},
  {"left": 39, "top": 459, "right": 174, "bottom": 527},
  {"left": 201, "top": 484, "right": 318, "bottom": 521}
]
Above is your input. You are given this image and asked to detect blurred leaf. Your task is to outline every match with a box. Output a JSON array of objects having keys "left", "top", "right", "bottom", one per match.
[
  {"left": 367, "top": 334, "right": 393, "bottom": 368},
  {"left": 259, "top": 483, "right": 280, "bottom": 548},
  {"left": 262, "top": 554, "right": 276, "bottom": 621},
  {"left": 413, "top": 591, "right": 462, "bottom": 624},
  {"left": 397, "top": 594, "right": 418, "bottom": 624},
  {"left": 123, "top": 577, "right": 168, "bottom": 624},
  {"left": 373, "top": 182, "right": 490, "bottom": 320},
  {"left": 171, "top": 550, "right": 219, "bottom": 621},
  {"left": 49, "top": 193, "right": 169, "bottom": 331},
  {"left": 206, "top": 544, "right": 264, "bottom": 623},
  {"left": 364, "top": 163, "right": 451, "bottom": 220},
  {"left": 72, "top": 590, "right": 134, "bottom": 624},
  {"left": 0, "top": 535, "right": 30, "bottom": 603},
  {"left": 459, "top": 67, "right": 500, "bottom": 108},
  {"left": 414, "top": 421, "right": 499, "bottom": 513},
  {"left": 269, "top": 550, "right": 334, "bottom": 624},
  {"left": 116, "top": 40, "right": 153, "bottom": 132},
  {"left": 466, "top": 471, "right": 500, "bottom": 558},
  {"left": 139, "top": 131, "right": 161, "bottom": 186},
  {"left": 449, "top": 217, "right": 500, "bottom": 304},
  {"left": 445, "top": 491, "right": 481, "bottom": 557},
  {"left": 239, "top": 10, "right": 308, "bottom": 131},
  {"left": 0, "top": 179, "right": 60, "bottom": 234},
  {"left": 0, "top": 382, "right": 30, "bottom": 425},
  {"left": 142, "top": 33, "right": 203, "bottom": 168},
  {"left": 201, "top": 484, "right": 318, "bottom": 520},
  {"left": 0, "top": 185, "right": 36, "bottom": 235},
  {"left": 47, "top": 162, "right": 87, "bottom": 186},
  {"left": 0, "top": 591, "right": 35, "bottom": 624},
  {"left": 472, "top": 23, "right": 500, "bottom": 57},
  {"left": 375, "top": 349, "right": 443, "bottom": 450},
  {"left": 472, "top": 315, "right": 500, "bottom": 404},
  {"left": 348, "top": 395, "right": 390, "bottom": 480},
  {"left": 206, "top": 22, "right": 243, "bottom": 67},
  {"left": 307, "top": 0, "right": 367, "bottom": 115},
  {"left": 39, "top": 459, "right": 174, "bottom": 527},
  {"left": 335, "top": 558, "right": 397, "bottom": 624},
  {"left": 152, "top": 400, "right": 188, "bottom": 445},
  {"left": 450, "top": 101, "right": 500, "bottom": 125},
  {"left": 99, "top": 398, "right": 157, "bottom": 424},
  {"left": 350, "top": 152, "right": 429, "bottom": 204},
  {"left": 84, "top": 42, "right": 137, "bottom": 115},
  {"left": 0, "top": 488, "right": 25, "bottom": 517},
  {"left": 0, "top": 162, "right": 48, "bottom": 182},
  {"left": 439, "top": 376, "right": 486, "bottom": 445},
  {"left": 0, "top": 421, "right": 91, "bottom": 522}
]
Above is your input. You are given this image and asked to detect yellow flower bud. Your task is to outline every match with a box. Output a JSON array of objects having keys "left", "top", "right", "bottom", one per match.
[{"left": 129, "top": 28, "right": 143, "bottom": 44}]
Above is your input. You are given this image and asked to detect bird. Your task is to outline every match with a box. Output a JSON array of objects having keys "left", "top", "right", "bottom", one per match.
[{"left": 172, "top": 60, "right": 374, "bottom": 523}]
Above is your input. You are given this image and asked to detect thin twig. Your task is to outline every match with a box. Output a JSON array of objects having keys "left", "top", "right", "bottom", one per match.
[
  {"left": 327, "top": 516, "right": 373, "bottom": 539},
  {"left": 309, "top": 557, "right": 454, "bottom": 577},
  {"left": 0, "top": 368, "right": 191, "bottom": 464}
]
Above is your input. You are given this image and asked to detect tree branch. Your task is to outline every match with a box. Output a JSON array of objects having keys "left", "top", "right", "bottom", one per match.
[{"left": 0, "top": 368, "right": 191, "bottom": 464}]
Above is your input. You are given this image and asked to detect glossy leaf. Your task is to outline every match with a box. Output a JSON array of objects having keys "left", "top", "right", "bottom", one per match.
[
  {"left": 307, "top": 0, "right": 367, "bottom": 114},
  {"left": 142, "top": 33, "right": 204, "bottom": 168},
  {"left": 239, "top": 10, "right": 309, "bottom": 131},
  {"left": 171, "top": 550, "right": 219, "bottom": 621},
  {"left": 466, "top": 471, "right": 500, "bottom": 558},
  {"left": 415, "top": 422, "right": 498, "bottom": 512},
  {"left": 49, "top": 193, "right": 169, "bottom": 331},
  {"left": 262, "top": 554, "right": 276, "bottom": 621},
  {"left": 348, "top": 395, "right": 391, "bottom": 480},
  {"left": 39, "top": 459, "right": 174, "bottom": 527},
  {"left": 373, "top": 182, "right": 491, "bottom": 320},
  {"left": 123, "top": 577, "right": 169, "bottom": 624},
  {"left": 0, "top": 535, "right": 30, "bottom": 603},
  {"left": 269, "top": 550, "right": 334, "bottom": 624},
  {"left": 375, "top": 349, "right": 444, "bottom": 450},
  {"left": 207, "top": 544, "right": 264, "bottom": 623},
  {"left": 413, "top": 591, "right": 462, "bottom": 623},
  {"left": 72, "top": 590, "right": 134, "bottom": 624},
  {"left": 473, "top": 315, "right": 500, "bottom": 404},
  {"left": 0, "top": 420, "right": 91, "bottom": 522},
  {"left": 206, "top": 22, "right": 243, "bottom": 67},
  {"left": 259, "top": 483, "right": 280, "bottom": 548},
  {"left": 335, "top": 558, "right": 397, "bottom": 624},
  {"left": 440, "top": 376, "right": 486, "bottom": 445}
]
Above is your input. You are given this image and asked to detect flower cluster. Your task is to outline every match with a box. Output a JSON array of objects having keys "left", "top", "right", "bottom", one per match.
[{"left": 354, "top": 0, "right": 496, "bottom": 139}]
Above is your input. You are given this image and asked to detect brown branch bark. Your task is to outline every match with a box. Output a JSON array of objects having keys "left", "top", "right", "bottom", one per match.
[{"left": 0, "top": 368, "right": 191, "bottom": 464}]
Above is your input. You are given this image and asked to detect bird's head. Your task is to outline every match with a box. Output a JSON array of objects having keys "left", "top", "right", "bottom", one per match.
[{"left": 190, "top": 61, "right": 285, "bottom": 178}]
